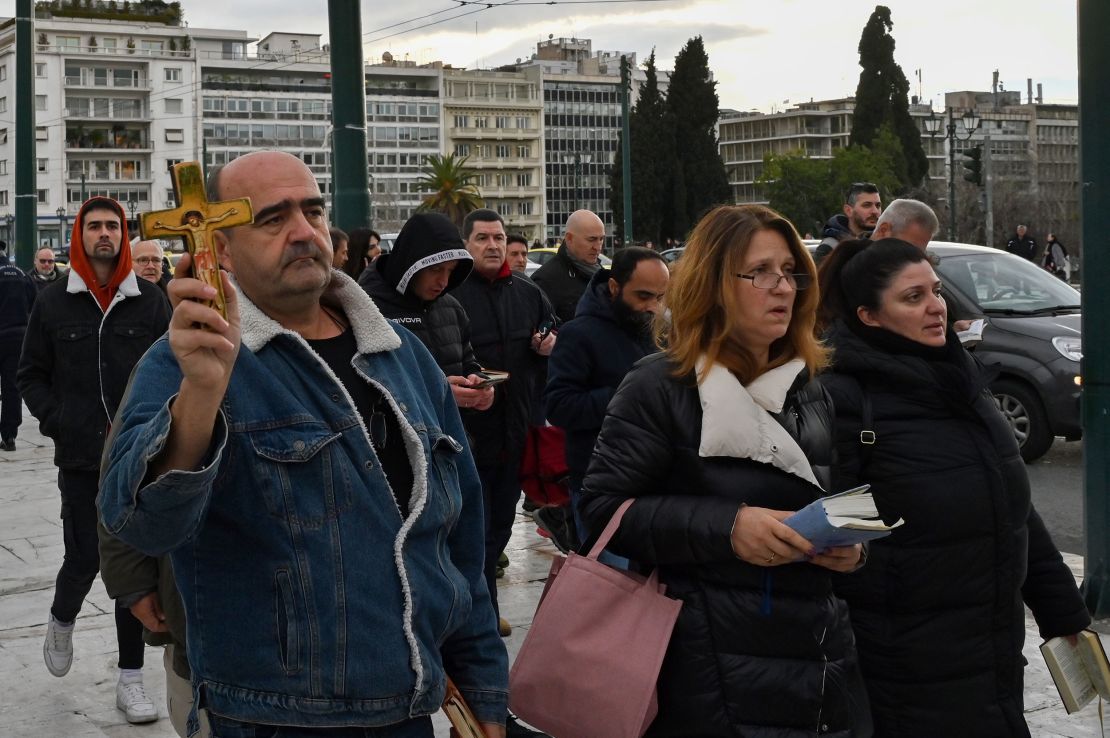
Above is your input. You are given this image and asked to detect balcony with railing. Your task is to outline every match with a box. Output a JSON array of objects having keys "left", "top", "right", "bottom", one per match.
[
  {"left": 65, "top": 100, "right": 149, "bottom": 121},
  {"left": 64, "top": 74, "right": 152, "bottom": 91},
  {"left": 67, "top": 160, "right": 151, "bottom": 184},
  {"left": 65, "top": 126, "right": 150, "bottom": 151}
]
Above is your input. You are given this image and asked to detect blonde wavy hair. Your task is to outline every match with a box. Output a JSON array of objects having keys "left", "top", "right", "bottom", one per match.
[{"left": 660, "top": 204, "right": 829, "bottom": 384}]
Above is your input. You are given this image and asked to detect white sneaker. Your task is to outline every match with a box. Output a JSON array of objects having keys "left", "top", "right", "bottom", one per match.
[
  {"left": 116, "top": 677, "right": 159, "bottom": 724},
  {"left": 43, "top": 613, "right": 74, "bottom": 677}
]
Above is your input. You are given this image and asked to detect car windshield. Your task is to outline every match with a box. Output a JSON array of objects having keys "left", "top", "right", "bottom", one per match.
[{"left": 935, "top": 253, "right": 1080, "bottom": 314}]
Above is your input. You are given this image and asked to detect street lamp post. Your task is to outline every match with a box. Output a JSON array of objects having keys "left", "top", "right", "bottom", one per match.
[
  {"left": 127, "top": 198, "right": 138, "bottom": 235},
  {"left": 924, "top": 107, "right": 981, "bottom": 241},
  {"left": 56, "top": 207, "right": 66, "bottom": 251}
]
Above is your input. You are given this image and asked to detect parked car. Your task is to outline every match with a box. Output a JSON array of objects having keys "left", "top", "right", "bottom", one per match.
[
  {"left": 378, "top": 232, "right": 398, "bottom": 255},
  {"left": 929, "top": 242, "right": 1081, "bottom": 462},
  {"left": 807, "top": 241, "right": 1080, "bottom": 462},
  {"left": 660, "top": 247, "right": 685, "bottom": 265}
]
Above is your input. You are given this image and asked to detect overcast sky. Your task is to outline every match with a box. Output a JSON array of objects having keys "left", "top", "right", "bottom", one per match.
[{"left": 15, "top": 0, "right": 1080, "bottom": 111}]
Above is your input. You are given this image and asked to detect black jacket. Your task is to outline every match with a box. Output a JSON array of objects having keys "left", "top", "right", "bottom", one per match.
[
  {"left": 1006, "top": 232, "right": 1038, "bottom": 261},
  {"left": 359, "top": 256, "right": 479, "bottom": 378},
  {"left": 820, "top": 322, "right": 1089, "bottom": 737},
  {"left": 453, "top": 267, "right": 554, "bottom": 466},
  {"left": 0, "top": 255, "right": 36, "bottom": 341},
  {"left": 31, "top": 268, "right": 64, "bottom": 293},
  {"left": 531, "top": 244, "right": 593, "bottom": 324},
  {"left": 543, "top": 269, "right": 656, "bottom": 479},
  {"left": 813, "top": 214, "right": 856, "bottom": 264},
  {"left": 581, "top": 355, "right": 870, "bottom": 737},
  {"left": 17, "top": 273, "right": 171, "bottom": 470}
]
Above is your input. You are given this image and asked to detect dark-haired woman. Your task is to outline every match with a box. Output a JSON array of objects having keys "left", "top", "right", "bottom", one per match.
[
  {"left": 581, "top": 204, "right": 871, "bottom": 737},
  {"left": 818, "top": 238, "right": 1088, "bottom": 737}
]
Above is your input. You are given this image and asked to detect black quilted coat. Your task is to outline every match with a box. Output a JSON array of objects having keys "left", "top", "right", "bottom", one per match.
[
  {"left": 820, "top": 321, "right": 1089, "bottom": 738},
  {"left": 580, "top": 354, "right": 872, "bottom": 737}
]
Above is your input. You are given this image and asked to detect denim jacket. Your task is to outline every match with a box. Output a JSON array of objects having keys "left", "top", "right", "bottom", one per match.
[{"left": 99, "top": 271, "right": 508, "bottom": 731}]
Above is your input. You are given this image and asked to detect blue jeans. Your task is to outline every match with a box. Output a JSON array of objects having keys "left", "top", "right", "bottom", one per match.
[{"left": 206, "top": 715, "right": 434, "bottom": 738}]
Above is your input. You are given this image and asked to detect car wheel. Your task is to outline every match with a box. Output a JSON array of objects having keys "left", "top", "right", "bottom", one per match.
[{"left": 991, "top": 378, "right": 1053, "bottom": 463}]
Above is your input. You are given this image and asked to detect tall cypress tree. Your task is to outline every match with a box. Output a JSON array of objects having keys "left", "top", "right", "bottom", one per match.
[
  {"left": 610, "top": 52, "right": 673, "bottom": 245},
  {"left": 664, "top": 36, "right": 731, "bottom": 239},
  {"left": 850, "top": 6, "right": 928, "bottom": 187}
]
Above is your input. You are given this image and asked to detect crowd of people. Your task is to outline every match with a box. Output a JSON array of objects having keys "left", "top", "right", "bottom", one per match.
[{"left": 0, "top": 156, "right": 1088, "bottom": 738}]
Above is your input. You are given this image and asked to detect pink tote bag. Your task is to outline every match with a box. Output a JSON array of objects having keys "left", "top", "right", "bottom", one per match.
[{"left": 509, "top": 499, "right": 682, "bottom": 738}]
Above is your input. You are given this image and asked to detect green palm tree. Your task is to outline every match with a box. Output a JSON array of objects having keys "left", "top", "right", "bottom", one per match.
[{"left": 415, "top": 153, "right": 484, "bottom": 228}]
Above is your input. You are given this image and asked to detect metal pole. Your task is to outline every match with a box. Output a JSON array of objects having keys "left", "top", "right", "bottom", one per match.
[
  {"left": 946, "top": 108, "right": 957, "bottom": 242},
  {"left": 14, "top": 0, "right": 37, "bottom": 269},
  {"left": 620, "top": 55, "right": 633, "bottom": 246},
  {"left": 80, "top": 173, "right": 86, "bottom": 203},
  {"left": 984, "top": 134, "right": 993, "bottom": 248},
  {"left": 1080, "top": 0, "right": 1110, "bottom": 618},
  {"left": 327, "top": 0, "right": 370, "bottom": 233}
]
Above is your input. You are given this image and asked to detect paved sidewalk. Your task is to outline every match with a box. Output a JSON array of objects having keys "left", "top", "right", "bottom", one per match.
[{"left": 0, "top": 404, "right": 1103, "bottom": 737}]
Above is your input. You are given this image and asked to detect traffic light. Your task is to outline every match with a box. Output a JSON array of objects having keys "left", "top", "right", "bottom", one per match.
[{"left": 961, "top": 145, "right": 983, "bottom": 186}]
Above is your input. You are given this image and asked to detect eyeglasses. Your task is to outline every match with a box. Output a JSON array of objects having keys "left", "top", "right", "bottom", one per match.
[
  {"left": 133, "top": 256, "right": 163, "bottom": 265},
  {"left": 736, "top": 272, "right": 812, "bottom": 290}
]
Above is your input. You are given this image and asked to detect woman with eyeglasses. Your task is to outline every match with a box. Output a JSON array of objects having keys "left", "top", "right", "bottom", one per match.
[
  {"left": 817, "top": 238, "right": 1088, "bottom": 737},
  {"left": 580, "top": 204, "right": 871, "bottom": 737}
]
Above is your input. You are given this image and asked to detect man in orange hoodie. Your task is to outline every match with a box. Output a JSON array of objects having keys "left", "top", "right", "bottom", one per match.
[{"left": 17, "top": 196, "right": 171, "bottom": 725}]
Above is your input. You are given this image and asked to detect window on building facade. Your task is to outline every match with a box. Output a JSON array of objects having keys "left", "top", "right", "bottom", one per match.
[
  {"left": 0, "top": 161, "right": 6, "bottom": 175},
  {"left": 517, "top": 145, "right": 530, "bottom": 158},
  {"left": 497, "top": 174, "right": 512, "bottom": 187},
  {"left": 141, "top": 40, "right": 164, "bottom": 53},
  {"left": 0, "top": 192, "right": 6, "bottom": 206},
  {"left": 36, "top": 95, "right": 48, "bottom": 111},
  {"left": 165, "top": 67, "right": 181, "bottom": 82},
  {"left": 37, "top": 189, "right": 48, "bottom": 205},
  {"left": 165, "top": 98, "right": 183, "bottom": 114},
  {"left": 165, "top": 129, "right": 184, "bottom": 143},
  {"left": 0, "top": 128, "right": 6, "bottom": 144},
  {"left": 495, "top": 116, "right": 510, "bottom": 128},
  {"left": 57, "top": 36, "right": 80, "bottom": 49},
  {"left": 37, "top": 159, "right": 47, "bottom": 173},
  {"left": 102, "top": 38, "right": 117, "bottom": 52},
  {"left": 0, "top": 66, "right": 5, "bottom": 82},
  {"left": 166, "top": 159, "right": 183, "bottom": 171},
  {"left": 517, "top": 173, "right": 531, "bottom": 187},
  {"left": 496, "top": 144, "right": 510, "bottom": 157},
  {"left": 36, "top": 127, "right": 47, "bottom": 141},
  {"left": 453, "top": 115, "right": 469, "bottom": 128},
  {"left": 0, "top": 98, "right": 5, "bottom": 113},
  {"left": 516, "top": 117, "right": 530, "bottom": 129},
  {"left": 455, "top": 144, "right": 471, "bottom": 156},
  {"left": 519, "top": 202, "right": 533, "bottom": 216},
  {"left": 35, "top": 63, "right": 46, "bottom": 78}
]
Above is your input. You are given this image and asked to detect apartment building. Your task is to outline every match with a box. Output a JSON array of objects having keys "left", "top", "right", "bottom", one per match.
[
  {"left": 513, "top": 37, "right": 671, "bottom": 243},
  {"left": 0, "top": 6, "right": 204, "bottom": 245},
  {"left": 442, "top": 68, "right": 545, "bottom": 241}
]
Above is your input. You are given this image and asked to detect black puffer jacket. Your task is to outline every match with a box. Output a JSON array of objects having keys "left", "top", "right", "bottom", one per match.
[
  {"left": 453, "top": 267, "right": 555, "bottom": 466},
  {"left": 531, "top": 243, "right": 593, "bottom": 324},
  {"left": 543, "top": 268, "right": 656, "bottom": 480},
  {"left": 359, "top": 257, "right": 479, "bottom": 378},
  {"left": 581, "top": 354, "right": 871, "bottom": 738},
  {"left": 820, "top": 321, "right": 1089, "bottom": 738}
]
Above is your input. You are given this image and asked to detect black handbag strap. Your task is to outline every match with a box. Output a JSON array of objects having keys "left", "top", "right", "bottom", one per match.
[{"left": 856, "top": 379, "right": 875, "bottom": 469}]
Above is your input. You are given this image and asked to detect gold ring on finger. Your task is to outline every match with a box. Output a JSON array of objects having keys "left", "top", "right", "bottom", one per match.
[{"left": 765, "top": 552, "right": 776, "bottom": 564}]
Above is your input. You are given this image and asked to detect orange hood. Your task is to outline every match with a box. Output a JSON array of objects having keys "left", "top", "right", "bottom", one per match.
[{"left": 68, "top": 197, "right": 133, "bottom": 312}]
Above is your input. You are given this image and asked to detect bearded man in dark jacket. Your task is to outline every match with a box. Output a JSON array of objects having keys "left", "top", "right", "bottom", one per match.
[
  {"left": 359, "top": 212, "right": 494, "bottom": 412},
  {"left": 543, "top": 247, "right": 668, "bottom": 538},
  {"left": 813, "top": 182, "right": 881, "bottom": 264},
  {"left": 531, "top": 209, "right": 606, "bottom": 323}
]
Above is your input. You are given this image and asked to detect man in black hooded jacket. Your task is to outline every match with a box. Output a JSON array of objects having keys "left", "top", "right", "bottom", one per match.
[{"left": 359, "top": 212, "right": 494, "bottom": 411}]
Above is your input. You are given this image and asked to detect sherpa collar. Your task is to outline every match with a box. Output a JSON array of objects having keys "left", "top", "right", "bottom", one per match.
[
  {"left": 236, "top": 269, "right": 403, "bottom": 354},
  {"left": 696, "top": 357, "right": 821, "bottom": 488},
  {"left": 67, "top": 268, "right": 141, "bottom": 299}
]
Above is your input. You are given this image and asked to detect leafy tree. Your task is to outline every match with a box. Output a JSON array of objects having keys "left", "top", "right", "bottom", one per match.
[
  {"left": 664, "top": 36, "right": 731, "bottom": 239},
  {"left": 415, "top": 154, "right": 484, "bottom": 229},
  {"left": 611, "top": 51, "right": 671, "bottom": 245},
  {"left": 759, "top": 132, "right": 904, "bottom": 236},
  {"left": 850, "top": 6, "right": 928, "bottom": 187}
]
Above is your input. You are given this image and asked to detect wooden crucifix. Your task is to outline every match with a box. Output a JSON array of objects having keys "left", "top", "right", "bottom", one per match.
[{"left": 141, "top": 161, "right": 253, "bottom": 320}]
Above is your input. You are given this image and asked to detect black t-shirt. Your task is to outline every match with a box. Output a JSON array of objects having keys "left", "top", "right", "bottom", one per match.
[{"left": 306, "top": 328, "right": 414, "bottom": 515}]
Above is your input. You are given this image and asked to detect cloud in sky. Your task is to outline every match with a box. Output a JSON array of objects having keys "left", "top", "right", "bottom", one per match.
[{"left": 174, "top": 0, "right": 1077, "bottom": 111}]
